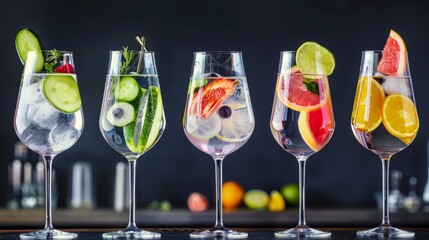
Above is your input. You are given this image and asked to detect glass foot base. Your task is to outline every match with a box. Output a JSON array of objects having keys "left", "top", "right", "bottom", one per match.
[
  {"left": 102, "top": 227, "right": 160, "bottom": 239},
  {"left": 190, "top": 226, "right": 248, "bottom": 239},
  {"left": 357, "top": 225, "right": 415, "bottom": 238},
  {"left": 275, "top": 225, "right": 331, "bottom": 238},
  {"left": 20, "top": 228, "right": 77, "bottom": 239}
]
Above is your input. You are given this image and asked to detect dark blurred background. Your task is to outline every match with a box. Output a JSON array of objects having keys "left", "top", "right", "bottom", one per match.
[{"left": 0, "top": 0, "right": 428, "bottom": 211}]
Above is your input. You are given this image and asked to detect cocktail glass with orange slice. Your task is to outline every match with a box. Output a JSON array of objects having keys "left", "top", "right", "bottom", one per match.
[
  {"left": 270, "top": 46, "right": 335, "bottom": 238},
  {"left": 351, "top": 30, "right": 419, "bottom": 238}
]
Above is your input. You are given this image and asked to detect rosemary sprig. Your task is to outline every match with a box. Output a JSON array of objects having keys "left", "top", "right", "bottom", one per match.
[
  {"left": 120, "top": 46, "right": 134, "bottom": 75},
  {"left": 45, "top": 49, "right": 63, "bottom": 73}
]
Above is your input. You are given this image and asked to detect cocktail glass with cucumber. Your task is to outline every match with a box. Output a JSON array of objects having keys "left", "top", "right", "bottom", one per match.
[
  {"left": 14, "top": 29, "right": 83, "bottom": 239},
  {"left": 99, "top": 43, "right": 165, "bottom": 238}
]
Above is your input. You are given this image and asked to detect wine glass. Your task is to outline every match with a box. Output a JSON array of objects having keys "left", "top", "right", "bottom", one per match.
[
  {"left": 99, "top": 50, "right": 165, "bottom": 238},
  {"left": 14, "top": 50, "right": 84, "bottom": 239},
  {"left": 270, "top": 51, "right": 334, "bottom": 238},
  {"left": 183, "top": 51, "right": 255, "bottom": 238},
  {"left": 351, "top": 50, "right": 419, "bottom": 238}
]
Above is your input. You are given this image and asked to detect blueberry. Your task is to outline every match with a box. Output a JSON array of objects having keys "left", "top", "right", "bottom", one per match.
[{"left": 218, "top": 105, "right": 232, "bottom": 119}]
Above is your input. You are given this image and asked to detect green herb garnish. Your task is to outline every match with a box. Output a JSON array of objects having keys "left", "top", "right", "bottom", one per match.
[
  {"left": 303, "top": 78, "right": 319, "bottom": 95},
  {"left": 45, "top": 49, "right": 63, "bottom": 73},
  {"left": 120, "top": 46, "right": 134, "bottom": 75}
]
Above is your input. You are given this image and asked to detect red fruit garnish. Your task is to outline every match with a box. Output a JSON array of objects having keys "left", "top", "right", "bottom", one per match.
[
  {"left": 298, "top": 101, "right": 334, "bottom": 152},
  {"left": 187, "top": 192, "right": 209, "bottom": 212},
  {"left": 54, "top": 63, "right": 75, "bottom": 73},
  {"left": 377, "top": 30, "right": 407, "bottom": 75},
  {"left": 189, "top": 78, "right": 235, "bottom": 119}
]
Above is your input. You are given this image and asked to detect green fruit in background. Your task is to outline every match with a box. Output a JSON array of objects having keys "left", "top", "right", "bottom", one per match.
[
  {"left": 281, "top": 183, "right": 299, "bottom": 206},
  {"left": 244, "top": 189, "right": 269, "bottom": 210}
]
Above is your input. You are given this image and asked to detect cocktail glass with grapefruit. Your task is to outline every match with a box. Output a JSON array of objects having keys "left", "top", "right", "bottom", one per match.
[
  {"left": 270, "top": 45, "right": 335, "bottom": 238},
  {"left": 351, "top": 30, "right": 418, "bottom": 238}
]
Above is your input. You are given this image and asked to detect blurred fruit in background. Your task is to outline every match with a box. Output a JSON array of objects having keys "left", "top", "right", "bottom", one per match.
[
  {"left": 187, "top": 192, "right": 209, "bottom": 212},
  {"left": 281, "top": 183, "right": 299, "bottom": 206},
  {"left": 222, "top": 181, "right": 244, "bottom": 209},
  {"left": 244, "top": 189, "right": 269, "bottom": 210},
  {"left": 268, "top": 190, "right": 285, "bottom": 211}
]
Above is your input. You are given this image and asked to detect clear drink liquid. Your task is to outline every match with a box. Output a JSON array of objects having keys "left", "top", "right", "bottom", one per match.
[
  {"left": 100, "top": 74, "right": 165, "bottom": 158},
  {"left": 14, "top": 73, "right": 84, "bottom": 156}
]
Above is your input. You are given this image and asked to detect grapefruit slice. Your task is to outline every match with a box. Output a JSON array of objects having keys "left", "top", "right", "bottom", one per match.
[
  {"left": 189, "top": 78, "right": 235, "bottom": 119},
  {"left": 276, "top": 66, "right": 326, "bottom": 112},
  {"left": 298, "top": 101, "right": 334, "bottom": 152},
  {"left": 377, "top": 30, "right": 407, "bottom": 75}
]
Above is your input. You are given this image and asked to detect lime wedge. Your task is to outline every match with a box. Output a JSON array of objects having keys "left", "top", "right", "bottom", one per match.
[
  {"left": 244, "top": 189, "right": 269, "bottom": 210},
  {"left": 296, "top": 42, "right": 335, "bottom": 77}
]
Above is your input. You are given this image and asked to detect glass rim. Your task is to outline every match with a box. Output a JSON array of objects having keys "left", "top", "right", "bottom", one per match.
[
  {"left": 193, "top": 51, "right": 242, "bottom": 54},
  {"left": 110, "top": 50, "right": 155, "bottom": 54},
  {"left": 280, "top": 51, "right": 297, "bottom": 54},
  {"left": 27, "top": 50, "right": 73, "bottom": 54},
  {"left": 362, "top": 50, "right": 408, "bottom": 53}
]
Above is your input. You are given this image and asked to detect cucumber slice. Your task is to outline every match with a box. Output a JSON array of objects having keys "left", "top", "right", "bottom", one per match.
[
  {"left": 112, "top": 76, "right": 139, "bottom": 102},
  {"left": 106, "top": 102, "right": 135, "bottom": 127},
  {"left": 124, "top": 86, "right": 164, "bottom": 153},
  {"left": 15, "top": 28, "right": 44, "bottom": 72},
  {"left": 43, "top": 75, "right": 82, "bottom": 113}
]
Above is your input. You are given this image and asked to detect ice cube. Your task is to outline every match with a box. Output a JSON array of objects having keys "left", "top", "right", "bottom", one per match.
[
  {"left": 25, "top": 82, "right": 60, "bottom": 130},
  {"left": 49, "top": 124, "right": 79, "bottom": 153},
  {"left": 272, "top": 101, "right": 285, "bottom": 131},
  {"left": 19, "top": 123, "right": 50, "bottom": 153},
  {"left": 381, "top": 77, "right": 410, "bottom": 96}
]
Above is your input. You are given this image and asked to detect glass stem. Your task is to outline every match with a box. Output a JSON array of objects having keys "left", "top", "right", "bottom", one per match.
[
  {"left": 43, "top": 155, "right": 54, "bottom": 230},
  {"left": 214, "top": 157, "right": 224, "bottom": 228},
  {"left": 297, "top": 156, "right": 307, "bottom": 227},
  {"left": 127, "top": 158, "right": 138, "bottom": 229},
  {"left": 381, "top": 157, "right": 391, "bottom": 226}
]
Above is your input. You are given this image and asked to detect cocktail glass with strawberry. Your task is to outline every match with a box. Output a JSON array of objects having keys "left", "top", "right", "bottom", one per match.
[
  {"left": 351, "top": 30, "right": 418, "bottom": 238},
  {"left": 270, "top": 43, "right": 335, "bottom": 238},
  {"left": 183, "top": 51, "right": 255, "bottom": 238},
  {"left": 14, "top": 29, "right": 83, "bottom": 239}
]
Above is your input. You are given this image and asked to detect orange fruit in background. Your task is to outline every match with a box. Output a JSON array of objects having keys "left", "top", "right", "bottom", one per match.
[
  {"left": 222, "top": 181, "right": 244, "bottom": 209},
  {"left": 377, "top": 29, "right": 407, "bottom": 75}
]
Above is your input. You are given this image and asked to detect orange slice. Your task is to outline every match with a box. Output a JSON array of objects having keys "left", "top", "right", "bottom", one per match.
[
  {"left": 377, "top": 30, "right": 407, "bottom": 75},
  {"left": 382, "top": 94, "right": 418, "bottom": 139},
  {"left": 351, "top": 77, "right": 385, "bottom": 132}
]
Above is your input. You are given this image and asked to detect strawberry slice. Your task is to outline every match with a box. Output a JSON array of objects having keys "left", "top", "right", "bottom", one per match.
[{"left": 54, "top": 63, "right": 75, "bottom": 73}]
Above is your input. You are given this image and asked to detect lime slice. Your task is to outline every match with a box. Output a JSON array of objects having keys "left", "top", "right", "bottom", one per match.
[
  {"left": 244, "top": 190, "right": 269, "bottom": 210},
  {"left": 296, "top": 42, "right": 335, "bottom": 77},
  {"left": 187, "top": 114, "right": 222, "bottom": 140},
  {"left": 43, "top": 75, "right": 82, "bottom": 113},
  {"left": 216, "top": 105, "right": 254, "bottom": 143}
]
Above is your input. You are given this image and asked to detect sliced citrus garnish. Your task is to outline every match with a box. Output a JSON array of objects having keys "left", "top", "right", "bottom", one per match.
[
  {"left": 377, "top": 30, "right": 407, "bottom": 75},
  {"left": 276, "top": 66, "right": 326, "bottom": 112},
  {"left": 216, "top": 104, "right": 254, "bottom": 143},
  {"left": 186, "top": 113, "right": 222, "bottom": 140},
  {"left": 298, "top": 101, "right": 334, "bottom": 152},
  {"left": 296, "top": 41, "right": 335, "bottom": 77},
  {"left": 382, "top": 94, "right": 418, "bottom": 138},
  {"left": 189, "top": 78, "right": 235, "bottom": 119},
  {"left": 351, "top": 77, "right": 385, "bottom": 132}
]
